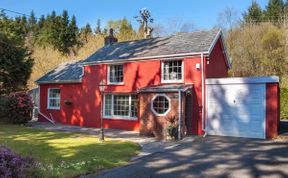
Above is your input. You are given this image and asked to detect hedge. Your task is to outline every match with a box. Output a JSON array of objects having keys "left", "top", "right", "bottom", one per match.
[{"left": 281, "top": 88, "right": 288, "bottom": 120}]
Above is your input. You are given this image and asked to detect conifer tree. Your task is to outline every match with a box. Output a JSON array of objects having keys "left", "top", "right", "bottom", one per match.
[
  {"left": 243, "top": 1, "right": 263, "bottom": 23},
  {"left": 265, "top": 0, "right": 285, "bottom": 21},
  {"left": 0, "top": 33, "right": 34, "bottom": 95},
  {"left": 95, "top": 19, "right": 101, "bottom": 34}
]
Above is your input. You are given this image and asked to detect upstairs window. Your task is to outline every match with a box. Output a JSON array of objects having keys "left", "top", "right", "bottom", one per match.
[
  {"left": 48, "top": 88, "right": 60, "bottom": 109},
  {"left": 108, "top": 64, "right": 123, "bottom": 84},
  {"left": 162, "top": 60, "right": 183, "bottom": 82}
]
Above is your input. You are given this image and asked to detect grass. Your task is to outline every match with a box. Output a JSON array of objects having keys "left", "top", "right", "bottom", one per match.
[
  {"left": 0, "top": 124, "right": 140, "bottom": 177},
  {"left": 281, "top": 88, "right": 288, "bottom": 120}
]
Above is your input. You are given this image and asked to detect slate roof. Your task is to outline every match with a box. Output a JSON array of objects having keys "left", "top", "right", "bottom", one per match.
[
  {"left": 139, "top": 84, "right": 193, "bottom": 93},
  {"left": 83, "top": 29, "right": 220, "bottom": 64},
  {"left": 36, "top": 60, "right": 83, "bottom": 84},
  {"left": 36, "top": 29, "right": 221, "bottom": 84}
]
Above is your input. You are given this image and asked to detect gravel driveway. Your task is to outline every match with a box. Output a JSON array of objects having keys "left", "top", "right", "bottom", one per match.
[{"left": 85, "top": 136, "right": 288, "bottom": 178}]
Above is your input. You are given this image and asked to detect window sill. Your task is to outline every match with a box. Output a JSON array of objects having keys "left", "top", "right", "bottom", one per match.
[
  {"left": 161, "top": 80, "right": 183, "bottom": 84},
  {"left": 47, "top": 107, "right": 60, "bottom": 110},
  {"left": 107, "top": 82, "right": 124, "bottom": 86},
  {"left": 103, "top": 116, "right": 138, "bottom": 121}
]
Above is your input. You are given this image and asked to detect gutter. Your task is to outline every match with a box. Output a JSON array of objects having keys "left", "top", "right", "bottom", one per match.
[
  {"left": 178, "top": 90, "right": 182, "bottom": 140},
  {"left": 177, "top": 86, "right": 193, "bottom": 140},
  {"left": 82, "top": 51, "right": 209, "bottom": 66},
  {"left": 36, "top": 79, "right": 82, "bottom": 84},
  {"left": 201, "top": 53, "right": 206, "bottom": 137}
]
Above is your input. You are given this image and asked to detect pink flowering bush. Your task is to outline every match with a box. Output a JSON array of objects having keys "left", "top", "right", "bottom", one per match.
[{"left": 6, "top": 91, "right": 33, "bottom": 124}]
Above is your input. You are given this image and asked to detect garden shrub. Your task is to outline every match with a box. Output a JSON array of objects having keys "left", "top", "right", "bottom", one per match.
[
  {"left": 0, "top": 97, "right": 8, "bottom": 122},
  {"left": 281, "top": 88, "right": 288, "bottom": 120},
  {"left": 6, "top": 91, "right": 33, "bottom": 124},
  {"left": 166, "top": 116, "right": 178, "bottom": 139},
  {"left": 0, "top": 146, "right": 41, "bottom": 178}
]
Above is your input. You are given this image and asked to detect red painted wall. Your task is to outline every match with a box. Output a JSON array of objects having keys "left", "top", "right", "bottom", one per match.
[
  {"left": 266, "top": 83, "right": 280, "bottom": 139},
  {"left": 206, "top": 39, "right": 229, "bottom": 78},
  {"left": 38, "top": 39, "right": 229, "bottom": 134}
]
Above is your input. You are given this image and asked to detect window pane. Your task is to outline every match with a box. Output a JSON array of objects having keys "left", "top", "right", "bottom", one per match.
[
  {"left": 131, "top": 95, "right": 138, "bottom": 117},
  {"left": 152, "top": 95, "right": 169, "bottom": 115},
  {"left": 163, "top": 60, "right": 182, "bottom": 81},
  {"left": 48, "top": 89, "right": 60, "bottom": 108},
  {"left": 104, "top": 95, "right": 112, "bottom": 116},
  {"left": 49, "top": 89, "right": 60, "bottom": 98},
  {"left": 113, "top": 95, "right": 129, "bottom": 116},
  {"left": 109, "top": 65, "right": 124, "bottom": 83}
]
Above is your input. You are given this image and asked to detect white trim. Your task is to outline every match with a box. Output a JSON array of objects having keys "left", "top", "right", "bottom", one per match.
[
  {"left": 107, "top": 64, "right": 124, "bottom": 85},
  {"left": 263, "top": 84, "right": 267, "bottom": 139},
  {"left": 206, "top": 76, "right": 279, "bottom": 85},
  {"left": 178, "top": 90, "right": 182, "bottom": 140},
  {"left": 38, "top": 111, "right": 55, "bottom": 124},
  {"left": 47, "top": 88, "right": 60, "bottom": 110},
  {"left": 161, "top": 59, "right": 184, "bottom": 83},
  {"left": 207, "top": 30, "right": 231, "bottom": 69},
  {"left": 208, "top": 30, "right": 222, "bottom": 55},
  {"left": 37, "top": 79, "right": 82, "bottom": 84},
  {"left": 151, "top": 94, "right": 171, "bottom": 117},
  {"left": 201, "top": 53, "right": 205, "bottom": 132},
  {"left": 103, "top": 94, "right": 138, "bottom": 120}
]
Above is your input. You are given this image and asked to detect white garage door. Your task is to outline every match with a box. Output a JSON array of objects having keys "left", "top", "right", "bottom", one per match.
[{"left": 206, "top": 82, "right": 266, "bottom": 139}]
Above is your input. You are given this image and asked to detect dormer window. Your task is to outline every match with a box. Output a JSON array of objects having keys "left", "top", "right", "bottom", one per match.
[
  {"left": 161, "top": 60, "right": 183, "bottom": 83},
  {"left": 108, "top": 64, "right": 124, "bottom": 84}
]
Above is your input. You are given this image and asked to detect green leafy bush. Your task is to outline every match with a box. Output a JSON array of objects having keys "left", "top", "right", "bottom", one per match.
[
  {"left": 281, "top": 88, "right": 288, "bottom": 120},
  {"left": 6, "top": 92, "right": 33, "bottom": 124},
  {"left": 166, "top": 116, "right": 178, "bottom": 139},
  {"left": 167, "top": 125, "right": 178, "bottom": 139}
]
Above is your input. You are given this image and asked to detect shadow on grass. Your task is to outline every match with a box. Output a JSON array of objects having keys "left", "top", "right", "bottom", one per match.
[{"left": 0, "top": 124, "right": 140, "bottom": 177}]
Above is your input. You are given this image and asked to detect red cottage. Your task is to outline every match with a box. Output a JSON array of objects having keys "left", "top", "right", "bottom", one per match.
[{"left": 36, "top": 29, "right": 279, "bottom": 139}]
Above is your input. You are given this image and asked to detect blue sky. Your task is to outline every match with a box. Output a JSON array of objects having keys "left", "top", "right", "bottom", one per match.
[{"left": 0, "top": 0, "right": 268, "bottom": 30}]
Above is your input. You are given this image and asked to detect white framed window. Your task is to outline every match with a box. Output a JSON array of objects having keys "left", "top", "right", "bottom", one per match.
[
  {"left": 108, "top": 64, "right": 124, "bottom": 84},
  {"left": 151, "top": 94, "right": 171, "bottom": 116},
  {"left": 161, "top": 60, "right": 183, "bottom": 83},
  {"left": 104, "top": 94, "right": 138, "bottom": 120},
  {"left": 48, "top": 88, "right": 60, "bottom": 109}
]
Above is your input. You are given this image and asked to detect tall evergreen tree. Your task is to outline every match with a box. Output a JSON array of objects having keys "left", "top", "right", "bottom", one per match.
[
  {"left": 80, "top": 23, "right": 92, "bottom": 42},
  {"left": 0, "top": 33, "right": 34, "bottom": 95},
  {"left": 68, "top": 15, "right": 79, "bottom": 48},
  {"left": 118, "top": 18, "right": 135, "bottom": 41},
  {"left": 95, "top": 19, "right": 101, "bottom": 34},
  {"left": 243, "top": 1, "right": 263, "bottom": 23},
  {"left": 265, "top": 0, "right": 285, "bottom": 21},
  {"left": 28, "top": 11, "right": 37, "bottom": 32}
]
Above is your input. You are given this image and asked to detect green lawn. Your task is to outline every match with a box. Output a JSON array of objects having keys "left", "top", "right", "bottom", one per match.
[{"left": 0, "top": 124, "right": 140, "bottom": 177}]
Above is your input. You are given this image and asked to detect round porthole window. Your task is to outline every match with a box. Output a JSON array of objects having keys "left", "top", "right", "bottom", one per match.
[{"left": 151, "top": 94, "right": 171, "bottom": 116}]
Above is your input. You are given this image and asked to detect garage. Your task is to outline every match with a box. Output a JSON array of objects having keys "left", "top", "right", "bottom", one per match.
[{"left": 206, "top": 76, "right": 279, "bottom": 139}]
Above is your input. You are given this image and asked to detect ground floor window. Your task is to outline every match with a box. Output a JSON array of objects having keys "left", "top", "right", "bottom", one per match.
[
  {"left": 48, "top": 88, "right": 60, "bottom": 109},
  {"left": 151, "top": 94, "right": 171, "bottom": 116},
  {"left": 104, "top": 94, "right": 138, "bottom": 120}
]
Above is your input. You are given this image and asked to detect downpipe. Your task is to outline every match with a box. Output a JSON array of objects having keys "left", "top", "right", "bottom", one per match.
[{"left": 201, "top": 53, "right": 206, "bottom": 137}]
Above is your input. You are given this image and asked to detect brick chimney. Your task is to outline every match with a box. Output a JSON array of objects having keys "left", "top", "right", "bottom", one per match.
[{"left": 104, "top": 28, "right": 118, "bottom": 46}]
